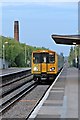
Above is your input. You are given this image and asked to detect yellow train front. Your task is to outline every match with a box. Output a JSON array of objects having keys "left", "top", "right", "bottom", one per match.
[{"left": 31, "top": 50, "right": 64, "bottom": 81}]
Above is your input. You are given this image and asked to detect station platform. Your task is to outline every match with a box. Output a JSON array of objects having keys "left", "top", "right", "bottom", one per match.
[
  {"left": 29, "top": 66, "right": 79, "bottom": 119},
  {"left": 0, "top": 67, "right": 31, "bottom": 76}
]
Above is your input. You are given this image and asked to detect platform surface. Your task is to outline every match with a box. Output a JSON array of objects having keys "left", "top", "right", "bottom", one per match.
[
  {"left": 0, "top": 67, "right": 31, "bottom": 76},
  {"left": 35, "top": 66, "right": 78, "bottom": 119}
]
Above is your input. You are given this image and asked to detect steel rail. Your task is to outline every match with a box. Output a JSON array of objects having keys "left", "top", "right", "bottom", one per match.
[
  {"left": 0, "top": 73, "right": 32, "bottom": 88},
  {"left": 0, "top": 80, "right": 38, "bottom": 115},
  {"left": 27, "top": 67, "right": 64, "bottom": 119},
  {"left": 0, "top": 69, "right": 31, "bottom": 84},
  {"left": 1, "top": 75, "right": 33, "bottom": 98}
]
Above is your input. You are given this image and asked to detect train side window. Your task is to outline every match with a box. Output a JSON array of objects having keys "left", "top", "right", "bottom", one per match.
[{"left": 49, "top": 54, "right": 55, "bottom": 63}]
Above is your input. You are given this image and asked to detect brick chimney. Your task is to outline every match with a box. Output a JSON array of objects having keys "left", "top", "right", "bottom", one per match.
[{"left": 14, "top": 21, "right": 19, "bottom": 41}]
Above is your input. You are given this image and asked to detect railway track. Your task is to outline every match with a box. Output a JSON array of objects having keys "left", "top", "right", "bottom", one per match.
[
  {"left": 0, "top": 79, "right": 38, "bottom": 115},
  {"left": 1, "top": 68, "right": 63, "bottom": 119},
  {"left": 1, "top": 74, "right": 33, "bottom": 98},
  {"left": 0, "top": 73, "right": 32, "bottom": 88},
  {"left": 27, "top": 68, "right": 64, "bottom": 119},
  {"left": 0, "top": 68, "right": 34, "bottom": 115},
  {"left": 1, "top": 68, "right": 31, "bottom": 85},
  {"left": 0, "top": 69, "right": 32, "bottom": 99}
]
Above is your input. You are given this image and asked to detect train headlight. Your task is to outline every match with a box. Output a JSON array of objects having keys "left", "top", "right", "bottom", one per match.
[
  {"left": 50, "top": 67, "right": 55, "bottom": 71},
  {"left": 33, "top": 67, "right": 38, "bottom": 71}
]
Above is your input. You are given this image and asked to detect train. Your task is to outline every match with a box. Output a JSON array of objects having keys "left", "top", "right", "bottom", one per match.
[{"left": 31, "top": 49, "right": 64, "bottom": 81}]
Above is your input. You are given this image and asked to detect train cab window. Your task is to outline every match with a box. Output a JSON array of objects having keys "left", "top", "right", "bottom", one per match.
[
  {"left": 49, "top": 54, "right": 55, "bottom": 63},
  {"left": 33, "top": 53, "right": 41, "bottom": 63}
]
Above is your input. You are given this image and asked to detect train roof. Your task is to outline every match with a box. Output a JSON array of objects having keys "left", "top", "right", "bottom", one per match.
[{"left": 32, "top": 49, "right": 56, "bottom": 54}]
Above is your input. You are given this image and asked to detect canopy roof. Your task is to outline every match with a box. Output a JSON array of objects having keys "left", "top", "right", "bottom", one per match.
[{"left": 51, "top": 34, "right": 80, "bottom": 45}]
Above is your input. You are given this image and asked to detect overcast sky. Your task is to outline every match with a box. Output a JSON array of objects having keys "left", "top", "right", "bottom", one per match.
[{"left": 1, "top": 1, "right": 78, "bottom": 56}]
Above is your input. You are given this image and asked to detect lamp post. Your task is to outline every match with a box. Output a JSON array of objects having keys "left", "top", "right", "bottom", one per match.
[
  {"left": 78, "top": 45, "right": 80, "bottom": 69},
  {"left": 27, "top": 48, "right": 31, "bottom": 67},
  {"left": 3, "top": 42, "right": 8, "bottom": 69},
  {"left": 25, "top": 44, "right": 26, "bottom": 65}
]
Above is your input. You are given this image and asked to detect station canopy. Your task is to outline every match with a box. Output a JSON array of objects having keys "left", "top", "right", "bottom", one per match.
[{"left": 51, "top": 34, "right": 80, "bottom": 45}]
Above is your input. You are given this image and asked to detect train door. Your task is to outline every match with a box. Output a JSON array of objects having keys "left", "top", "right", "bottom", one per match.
[{"left": 41, "top": 53, "right": 48, "bottom": 73}]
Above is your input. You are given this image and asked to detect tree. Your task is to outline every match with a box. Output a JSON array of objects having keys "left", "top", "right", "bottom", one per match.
[
  {"left": 15, "top": 52, "right": 26, "bottom": 67},
  {"left": 1, "top": 35, "right": 49, "bottom": 67}
]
